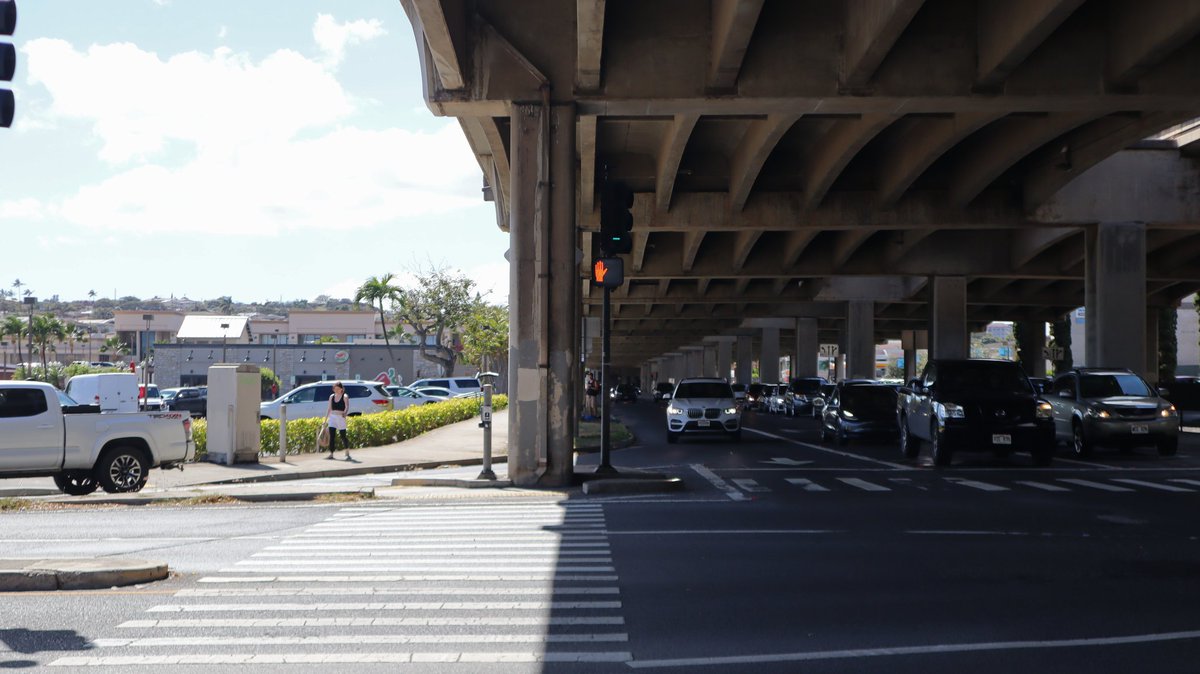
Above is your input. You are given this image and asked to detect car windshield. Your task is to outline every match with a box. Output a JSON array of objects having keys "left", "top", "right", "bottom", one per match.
[
  {"left": 938, "top": 363, "right": 1032, "bottom": 395},
  {"left": 56, "top": 390, "right": 80, "bottom": 407},
  {"left": 1079, "top": 374, "right": 1152, "bottom": 398},
  {"left": 792, "top": 379, "right": 824, "bottom": 394},
  {"left": 161, "top": 390, "right": 178, "bottom": 401},
  {"left": 656, "top": 383, "right": 674, "bottom": 393},
  {"left": 841, "top": 386, "right": 897, "bottom": 413},
  {"left": 674, "top": 382, "right": 734, "bottom": 399},
  {"left": 731, "top": 384, "right": 746, "bottom": 392}
]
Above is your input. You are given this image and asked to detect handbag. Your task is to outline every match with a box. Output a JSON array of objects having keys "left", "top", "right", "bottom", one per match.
[{"left": 317, "top": 421, "right": 330, "bottom": 449}]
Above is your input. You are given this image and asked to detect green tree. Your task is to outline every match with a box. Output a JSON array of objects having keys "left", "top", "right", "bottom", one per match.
[
  {"left": 391, "top": 266, "right": 481, "bottom": 376},
  {"left": 2, "top": 315, "right": 25, "bottom": 366},
  {"left": 28, "top": 314, "right": 67, "bottom": 379},
  {"left": 100, "top": 335, "right": 131, "bottom": 361},
  {"left": 460, "top": 303, "right": 508, "bottom": 373},
  {"left": 354, "top": 273, "right": 401, "bottom": 364}
]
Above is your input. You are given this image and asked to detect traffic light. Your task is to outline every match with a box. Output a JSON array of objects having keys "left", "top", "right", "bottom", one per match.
[
  {"left": 592, "top": 256, "right": 624, "bottom": 288},
  {"left": 1, "top": 0, "right": 14, "bottom": 128},
  {"left": 599, "top": 182, "right": 633, "bottom": 255}
]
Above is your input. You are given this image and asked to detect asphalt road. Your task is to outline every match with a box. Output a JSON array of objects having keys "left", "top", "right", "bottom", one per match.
[{"left": 2, "top": 397, "right": 1199, "bottom": 672}]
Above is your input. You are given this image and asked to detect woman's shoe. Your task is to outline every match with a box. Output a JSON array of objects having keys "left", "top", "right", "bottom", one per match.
[
  {"left": 344, "top": 453, "right": 352, "bottom": 461},
  {"left": 325, "top": 453, "right": 335, "bottom": 460}
]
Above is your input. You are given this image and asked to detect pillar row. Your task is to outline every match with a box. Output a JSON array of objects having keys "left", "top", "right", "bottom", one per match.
[
  {"left": 794, "top": 318, "right": 818, "bottom": 378},
  {"left": 760, "top": 327, "right": 780, "bottom": 383},
  {"left": 846, "top": 301, "right": 875, "bottom": 380},
  {"left": 736, "top": 336, "right": 753, "bottom": 384},
  {"left": 1087, "top": 222, "right": 1147, "bottom": 376},
  {"left": 717, "top": 339, "right": 733, "bottom": 381},
  {"left": 930, "top": 276, "right": 967, "bottom": 360}
]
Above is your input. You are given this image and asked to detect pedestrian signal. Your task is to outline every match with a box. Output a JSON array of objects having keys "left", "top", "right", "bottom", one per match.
[{"left": 592, "top": 257, "right": 624, "bottom": 288}]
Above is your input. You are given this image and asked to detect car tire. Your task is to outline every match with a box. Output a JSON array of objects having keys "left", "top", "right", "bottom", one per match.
[
  {"left": 1071, "top": 422, "right": 1092, "bottom": 458},
  {"left": 899, "top": 417, "right": 920, "bottom": 458},
  {"left": 836, "top": 428, "right": 849, "bottom": 446},
  {"left": 1158, "top": 437, "right": 1179, "bottom": 456},
  {"left": 95, "top": 445, "right": 150, "bottom": 494},
  {"left": 53, "top": 471, "right": 99, "bottom": 496},
  {"left": 666, "top": 431, "right": 679, "bottom": 444},
  {"left": 931, "top": 423, "right": 952, "bottom": 467}
]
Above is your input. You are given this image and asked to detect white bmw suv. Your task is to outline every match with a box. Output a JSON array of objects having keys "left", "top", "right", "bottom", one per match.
[{"left": 665, "top": 378, "right": 741, "bottom": 443}]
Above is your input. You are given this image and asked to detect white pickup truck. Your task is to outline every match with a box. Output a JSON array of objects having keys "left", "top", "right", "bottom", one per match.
[{"left": 0, "top": 381, "right": 194, "bottom": 496}]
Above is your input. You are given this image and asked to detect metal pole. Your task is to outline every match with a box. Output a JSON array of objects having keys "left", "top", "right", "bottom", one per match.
[
  {"left": 597, "top": 286, "right": 616, "bottom": 475},
  {"left": 477, "top": 380, "right": 496, "bottom": 480},
  {"left": 279, "top": 403, "right": 288, "bottom": 463}
]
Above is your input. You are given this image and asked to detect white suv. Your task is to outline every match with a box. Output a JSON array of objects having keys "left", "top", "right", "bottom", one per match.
[
  {"left": 260, "top": 381, "right": 393, "bottom": 420},
  {"left": 409, "top": 377, "right": 481, "bottom": 396},
  {"left": 665, "top": 378, "right": 741, "bottom": 443}
]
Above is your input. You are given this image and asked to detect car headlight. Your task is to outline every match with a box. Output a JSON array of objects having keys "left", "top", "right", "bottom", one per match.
[
  {"left": 1093, "top": 408, "right": 1111, "bottom": 419},
  {"left": 667, "top": 405, "right": 685, "bottom": 416},
  {"left": 723, "top": 407, "right": 737, "bottom": 415},
  {"left": 935, "top": 402, "right": 965, "bottom": 420},
  {"left": 1162, "top": 405, "right": 1177, "bottom": 417},
  {"left": 1036, "top": 401, "right": 1053, "bottom": 420},
  {"left": 841, "top": 409, "right": 856, "bottom": 419}
]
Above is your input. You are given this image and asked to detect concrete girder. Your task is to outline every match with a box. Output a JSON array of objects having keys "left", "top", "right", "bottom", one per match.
[
  {"left": 803, "top": 113, "right": 898, "bottom": 209},
  {"left": 949, "top": 112, "right": 1103, "bottom": 207},
  {"left": 632, "top": 230, "right": 650, "bottom": 272},
  {"left": 877, "top": 112, "right": 1004, "bottom": 207},
  {"left": 576, "top": 0, "right": 606, "bottom": 92},
  {"left": 1035, "top": 149, "right": 1200, "bottom": 225},
  {"left": 682, "top": 230, "right": 706, "bottom": 272},
  {"left": 831, "top": 229, "right": 876, "bottom": 268},
  {"left": 729, "top": 114, "right": 803, "bottom": 211},
  {"left": 579, "top": 115, "right": 598, "bottom": 215},
  {"left": 781, "top": 230, "right": 819, "bottom": 268},
  {"left": 731, "top": 230, "right": 763, "bottom": 270},
  {"left": 697, "top": 278, "right": 712, "bottom": 297},
  {"left": 656, "top": 114, "right": 700, "bottom": 212},
  {"left": 883, "top": 228, "right": 936, "bottom": 265},
  {"left": 708, "top": 0, "right": 766, "bottom": 90},
  {"left": 407, "top": 0, "right": 465, "bottom": 90},
  {"left": 1010, "top": 226, "right": 1078, "bottom": 268},
  {"left": 841, "top": 0, "right": 926, "bottom": 89},
  {"left": 976, "top": 0, "right": 1087, "bottom": 88},
  {"left": 1108, "top": 0, "right": 1200, "bottom": 85},
  {"left": 733, "top": 277, "right": 751, "bottom": 296}
]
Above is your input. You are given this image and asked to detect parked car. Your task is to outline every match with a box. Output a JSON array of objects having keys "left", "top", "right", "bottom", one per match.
[
  {"left": 1046, "top": 368, "right": 1178, "bottom": 456},
  {"left": 809, "top": 383, "right": 836, "bottom": 418},
  {"left": 786, "top": 377, "right": 828, "bottom": 416},
  {"left": 611, "top": 383, "right": 639, "bottom": 402},
  {"left": 765, "top": 384, "right": 789, "bottom": 414},
  {"left": 745, "top": 383, "right": 768, "bottom": 410},
  {"left": 897, "top": 359, "right": 1055, "bottom": 466},
  {"left": 413, "top": 386, "right": 454, "bottom": 400},
  {"left": 820, "top": 382, "right": 899, "bottom": 445},
  {"left": 161, "top": 387, "right": 207, "bottom": 418},
  {"left": 730, "top": 383, "right": 747, "bottom": 406},
  {"left": 138, "top": 384, "right": 165, "bottom": 411},
  {"left": 409, "top": 377, "right": 481, "bottom": 396},
  {"left": 64, "top": 373, "right": 139, "bottom": 413},
  {"left": 385, "top": 385, "right": 443, "bottom": 409},
  {"left": 665, "top": 378, "right": 741, "bottom": 443},
  {"left": 260, "top": 381, "right": 393, "bottom": 420},
  {"left": 0, "top": 381, "right": 194, "bottom": 495},
  {"left": 653, "top": 382, "right": 675, "bottom": 401}
]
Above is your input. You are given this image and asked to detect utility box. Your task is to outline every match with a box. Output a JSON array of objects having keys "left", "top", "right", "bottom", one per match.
[{"left": 205, "top": 364, "right": 261, "bottom": 465}]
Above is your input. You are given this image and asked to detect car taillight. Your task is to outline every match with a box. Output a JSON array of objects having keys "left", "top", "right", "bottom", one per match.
[
  {"left": 372, "top": 399, "right": 390, "bottom": 405},
  {"left": 183, "top": 418, "right": 193, "bottom": 440}
]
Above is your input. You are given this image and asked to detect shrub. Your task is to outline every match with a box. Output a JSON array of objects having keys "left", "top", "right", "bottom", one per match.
[{"left": 190, "top": 395, "right": 507, "bottom": 458}]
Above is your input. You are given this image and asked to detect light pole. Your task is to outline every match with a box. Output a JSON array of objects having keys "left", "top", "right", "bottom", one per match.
[
  {"left": 477, "top": 370, "right": 500, "bottom": 481},
  {"left": 220, "top": 322, "right": 230, "bottom": 363},
  {"left": 141, "top": 314, "right": 153, "bottom": 410},
  {"left": 23, "top": 295, "right": 35, "bottom": 377},
  {"left": 272, "top": 328, "right": 280, "bottom": 395}
]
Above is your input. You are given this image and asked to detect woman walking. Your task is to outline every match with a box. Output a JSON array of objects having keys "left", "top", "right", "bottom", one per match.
[{"left": 325, "top": 381, "right": 351, "bottom": 460}]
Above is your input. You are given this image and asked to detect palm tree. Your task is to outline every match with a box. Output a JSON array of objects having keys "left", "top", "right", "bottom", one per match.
[
  {"left": 76, "top": 325, "right": 92, "bottom": 362},
  {"left": 355, "top": 274, "right": 401, "bottom": 364},
  {"left": 2, "top": 315, "right": 24, "bottom": 367},
  {"left": 100, "top": 335, "right": 131, "bottom": 364},
  {"left": 28, "top": 314, "right": 66, "bottom": 379},
  {"left": 87, "top": 289, "right": 97, "bottom": 313}
]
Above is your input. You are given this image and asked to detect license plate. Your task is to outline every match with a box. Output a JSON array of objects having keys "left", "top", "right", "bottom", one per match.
[
  {"left": 697, "top": 420, "right": 711, "bottom": 427},
  {"left": 1131, "top": 425, "right": 1149, "bottom": 434},
  {"left": 992, "top": 434, "right": 1011, "bottom": 445}
]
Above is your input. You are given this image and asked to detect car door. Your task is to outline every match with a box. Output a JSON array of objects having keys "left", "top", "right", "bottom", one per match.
[
  {"left": 0, "top": 387, "right": 61, "bottom": 471},
  {"left": 282, "top": 385, "right": 322, "bottom": 419},
  {"left": 911, "top": 365, "right": 936, "bottom": 438},
  {"left": 1048, "top": 375, "right": 1076, "bottom": 440}
]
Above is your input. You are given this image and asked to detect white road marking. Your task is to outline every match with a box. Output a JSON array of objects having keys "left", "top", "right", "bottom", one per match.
[
  {"left": 203, "top": 574, "right": 619, "bottom": 582},
  {"left": 887, "top": 478, "right": 927, "bottom": 491},
  {"left": 147, "top": 601, "right": 622, "bottom": 612},
  {"left": 231, "top": 563, "right": 616, "bottom": 572},
  {"left": 176, "top": 587, "right": 620, "bottom": 597},
  {"left": 52, "top": 651, "right": 633, "bottom": 666},
  {"left": 1170, "top": 479, "right": 1200, "bottom": 487},
  {"left": 95, "top": 634, "right": 629, "bottom": 646},
  {"left": 785, "top": 478, "right": 830, "bottom": 492},
  {"left": 1057, "top": 478, "right": 1134, "bottom": 492},
  {"left": 762, "top": 458, "right": 812, "bottom": 466},
  {"left": 731, "top": 478, "right": 770, "bottom": 493},
  {"left": 691, "top": 464, "right": 748, "bottom": 501},
  {"left": 944, "top": 478, "right": 1009, "bottom": 492},
  {"left": 743, "top": 427, "right": 912, "bottom": 469},
  {"left": 837, "top": 478, "right": 890, "bottom": 492},
  {"left": 1053, "top": 457, "right": 1121, "bottom": 469},
  {"left": 906, "top": 530, "right": 1029, "bottom": 536},
  {"left": 266, "top": 543, "right": 610, "bottom": 550},
  {"left": 121, "top": 617, "right": 626, "bottom": 628},
  {"left": 250, "top": 550, "right": 609, "bottom": 558},
  {"left": 1014, "top": 481, "right": 1072, "bottom": 492},
  {"left": 624, "top": 629, "right": 1200, "bottom": 669},
  {"left": 1111, "top": 479, "right": 1193, "bottom": 493}
]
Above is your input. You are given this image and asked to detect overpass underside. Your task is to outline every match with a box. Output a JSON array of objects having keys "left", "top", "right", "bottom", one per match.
[{"left": 399, "top": 0, "right": 1200, "bottom": 486}]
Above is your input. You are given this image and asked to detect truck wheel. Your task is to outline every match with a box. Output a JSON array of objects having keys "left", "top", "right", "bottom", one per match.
[
  {"left": 1071, "top": 422, "right": 1092, "bottom": 458},
  {"left": 53, "top": 472, "right": 99, "bottom": 496},
  {"left": 899, "top": 417, "right": 920, "bottom": 458},
  {"left": 96, "top": 446, "right": 150, "bottom": 494},
  {"left": 931, "top": 423, "right": 953, "bottom": 466}
]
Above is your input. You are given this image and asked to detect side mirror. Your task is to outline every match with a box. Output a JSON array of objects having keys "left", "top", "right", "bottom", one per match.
[{"left": 1158, "top": 387, "right": 1170, "bottom": 397}]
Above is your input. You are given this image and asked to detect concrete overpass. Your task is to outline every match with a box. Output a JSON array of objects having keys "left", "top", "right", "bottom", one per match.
[{"left": 398, "top": 0, "right": 1200, "bottom": 486}]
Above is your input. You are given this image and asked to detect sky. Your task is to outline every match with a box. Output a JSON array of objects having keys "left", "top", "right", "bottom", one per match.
[{"left": 0, "top": 0, "right": 510, "bottom": 305}]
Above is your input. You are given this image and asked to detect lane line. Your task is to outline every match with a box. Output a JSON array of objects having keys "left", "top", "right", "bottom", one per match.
[
  {"left": 944, "top": 478, "right": 1008, "bottom": 492},
  {"left": 742, "top": 427, "right": 912, "bottom": 469},
  {"left": 1111, "top": 479, "right": 1193, "bottom": 493},
  {"left": 1057, "top": 478, "right": 1134, "bottom": 492},
  {"left": 837, "top": 478, "right": 890, "bottom": 492},
  {"left": 121, "top": 617, "right": 626, "bottom": 627},
  {"left": 51, "top": 651, "right": 634, "bottom": 666},
  {"left": 731, "top": 478, "right": 770, "bottom": 493},
  {"left": 95, "top": 634, "right": 630, "bottom": 646},
  {"left": 785, "top": 478, "right": 830, "bottom": 492},
  {"left": 176, "top": 587, "right": 620, "bottom": 597},
  {"left": 690, "top": 464, "right": 748, "bottom": 501},
  {"left": 1170, "top": 479, "right": 1200, "bottom": 487},
  {"left": 1014, "top": 481, "right": 1072, "bottom": 492},
  {"left": 146, "top": 601, "right": 623, "bottom": 612},
  {"left": 199, "top": 575, "right": 619, "bottom": 583},
  {"left": 625, "top": 629, "right": 1200, "bottom": 669}
]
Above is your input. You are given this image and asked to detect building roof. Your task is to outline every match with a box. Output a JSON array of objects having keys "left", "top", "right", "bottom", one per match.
[{"left": 176, "top": 315, "right": 250, "bottom": 340}]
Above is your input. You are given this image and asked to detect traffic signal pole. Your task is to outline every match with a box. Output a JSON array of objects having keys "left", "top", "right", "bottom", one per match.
[{"left": 597, "top": 285, "right": 617, "bottom": 475}]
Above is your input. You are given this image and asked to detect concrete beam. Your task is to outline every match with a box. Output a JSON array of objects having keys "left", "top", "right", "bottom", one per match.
[
  {"left": 1010, "top": 227, "right": 1078, "bottom": 268},
  {"left": 1033, "top": 148, "right": 1200, "bottom": 225},
  {"left": 842, "top": 0, "right": 926, "bottom": 88},
  {"left": 656, "top": 114, "right": 700, "bottom": 212},
  {"left": 709, "top": 0, "right": 766, "bottom": 90},
  {"left": 976, "top": 0, "right": 1086, "bottom": 88},
  {"left": 877, "top": 112, "right": 1002, "bottom": 206},
  {"left": 803, "top": 113, "right": 897, "bottom": 209},
  {"left": 731, "top": 230, "right": 763, "bottom": 270},
  {"left": 682, "top": 231, "right": 706, "bottom": 272},
  {"left": 576, "top": 0, "right": 607, "bottom": 91},
  {"left": 781, "top": 231, "right": 820, "bottom": 268},
  {"left": 580, "top": 115, "right": 598, "bottom": 215},
  {"left": 410, "top": 0, "right": 465, "bottom": 90},
  {"left": 1108, "top": 0, "right": 1200, "bottom": 85},
  {"left": 729, "top": 114, "right": 802, "bottom": 211},
  {"left": 814, "top": 276, "right": 925, "bottom": 302},
  {"left": 831, "top": 229, "right": 876, "bottom": 268}
]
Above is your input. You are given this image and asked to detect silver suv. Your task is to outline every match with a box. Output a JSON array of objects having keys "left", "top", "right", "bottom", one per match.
[{"left": 665, "top": 378, "right": 741, "bottom": 443}]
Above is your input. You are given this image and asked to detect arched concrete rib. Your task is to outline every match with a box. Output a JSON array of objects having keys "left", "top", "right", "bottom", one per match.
[
  {"left": 1108, "top": 0, "right": 1200, "bottom": 85},
  {"left": 729, "top": 113, "right": 803, "bottom": 211},
  {"left": 579, "top": 115, "right": 598, "bottom": 215},
  {"left": 876, "top": 111, "right": 1002, "bottom": 207},
  {"left": 975, "top": 0, "right": 1087, "bottom": 88},
  {"left": 709, "top": 0, "right": 766, "bottom": 90},
  {"left": 1010, "top": 227, "right": 1078, "bottom": 269},
  {"left": 682, "top": 230, "right": 707, "bottom": 272},
  {"left": 408, "top": 0, "right": 464, "bottom": 90},
  {"left": 576, "top": 0, "right": 607, "bottom": 91},
  {"left": 803, "top": 113, "right": 897, "bottom": 210},
  {"left": 656, "top": 114, "right": 700, "bottom": 212},
  {"left": 842, "top": 0, "right": 926, "bottom": 88},
  {"left": 731, "top": 230, "right": 763, "bottom": 270}
]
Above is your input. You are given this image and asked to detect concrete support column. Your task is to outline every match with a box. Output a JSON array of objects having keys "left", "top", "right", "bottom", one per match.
[
  {"left": 703, "top": 346, "right": 718, "bottom": 378},
  {"left": 1084, "top": 227, "right": 1098, "bottom": 367},
  {"left": 930, "top": 276, "right": 968, "bottom": 360},
  {"left": 1145, "top": 309, "right": 1160, "bottom": 384},
  {"left": 736, "top": 336, "right": 753, "bottom": 383},
  {"left": 846, "top": 301, "right": 875, "bottom": 380},
  {"left": 1088, "top": 222, "right": 1147, "bottom": 376},
  {"left": 717, "top": 339, "right": 733, "bottom": 381},
  {"left": 507, "top": 103, "right": 575, "bottom": 487},
  {"left": 685, "top": 349, "right": 702, "bottom": 377},
  {"left": 794, "top": 318, "right": 818, "bottom": 378},
  {"left": 901, "top": 330, "right": 927, "bottom": 382},
  {"left": 760, "top": 327, "right": 780, "bottom": 382},
  {"left": 673, "top": 355, "right": 687, "bottom": 383},
  {"left": 1017, "top": 322, "right": 1047, "bottom": 378}
]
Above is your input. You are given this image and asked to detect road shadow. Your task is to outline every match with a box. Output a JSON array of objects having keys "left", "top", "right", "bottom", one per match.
[{"left": 0, "top": 628, "right": 93, "bottom": 669}]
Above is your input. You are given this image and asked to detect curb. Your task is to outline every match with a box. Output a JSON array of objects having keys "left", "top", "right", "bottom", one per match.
[
  {"left": 38, "top": 489, "right": 375, "bottom": 507},
  {"left": 582, "top": 477, "right": 685, "bottom": 495},
  {"left": 0, "top": 488, "right": 61, "bottom": 498},
  {"left": 202, "top": 456, "right": 508, "bottom": 485},
  {"left": 0, "top": 558, "right": 168, "bottom": 591},
  {"left": 392, "top": 478, "right": 515, "bottom": 489}
]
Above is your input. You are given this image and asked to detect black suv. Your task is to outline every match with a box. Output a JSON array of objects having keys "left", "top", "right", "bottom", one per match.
[{"left": 898, "top": 359, "right": 1055, "bottom": 466}]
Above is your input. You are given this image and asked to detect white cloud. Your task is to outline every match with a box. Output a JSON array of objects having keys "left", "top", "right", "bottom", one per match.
[
  {"left": 313, "top": 14, "right": 386, "bottom": 68},
  {"left": 217, "top": 26, "right": 228, "bottom": 40},
  {"left": 0, "top": 198, "right": 49, "bottom": 220},
  {"left": 465, "top": 262, "right": 510, "bottom": 304}
]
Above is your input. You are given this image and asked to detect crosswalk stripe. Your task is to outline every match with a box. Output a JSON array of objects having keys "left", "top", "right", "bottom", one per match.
[
  {"left": 731, "top": 479, "right": 769, "bottom": 492},
  {"left": 785, "top": 478, "right": 830, "bottom": 492},
  {"left": 231, "top": 564, "right": 617, "bottom": 572},
  {"left": 121, "top": 617, "right": 626, "bottom": 628},
  {"left": 95, "top": 634, "right": 630, "bottom": 646},
  {"left": 1111, "top": 479, "right": 1193, "bottom": 493},
  {"left": 1169, "top": 479, "right": 1200, "bottom": 488},
  {"left": 945, "top": 478, "right": 1008, "bottom": 492},
  {"left": 266, "top": 543, "right": 611, "bottom": 550},
  {"left": 1057, "top": 479, "right": 1134, "bottom": 492},
  {"left": 176, "top": 587, "right": 620, "bottom": 597},
  {"left": 50, "top": 652, "right": 634, "bottom": 665},
  {"left": 147, "top": 602, "right": 623, "bottom": 612},
  {"left": 837, "top": 478, "right": 890, "bottom": 492},
  {"left": 250, "top": 551, "right": 609, "bottom": 558},
  {"left": 1014, "top": 481, "right": 1072, "bottom": 492}
]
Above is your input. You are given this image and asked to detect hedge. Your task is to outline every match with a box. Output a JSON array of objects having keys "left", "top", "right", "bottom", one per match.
[{"left": 190, "top": 395, "right": 507, "bottom": 460}]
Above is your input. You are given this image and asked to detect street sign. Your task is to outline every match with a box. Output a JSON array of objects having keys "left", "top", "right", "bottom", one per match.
[
  {"left": 1043, "top": 346, "right": 1065, "bottom": 360},
  {"left": 819, "top": 344, "right": 839, "bottom": 357}
]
